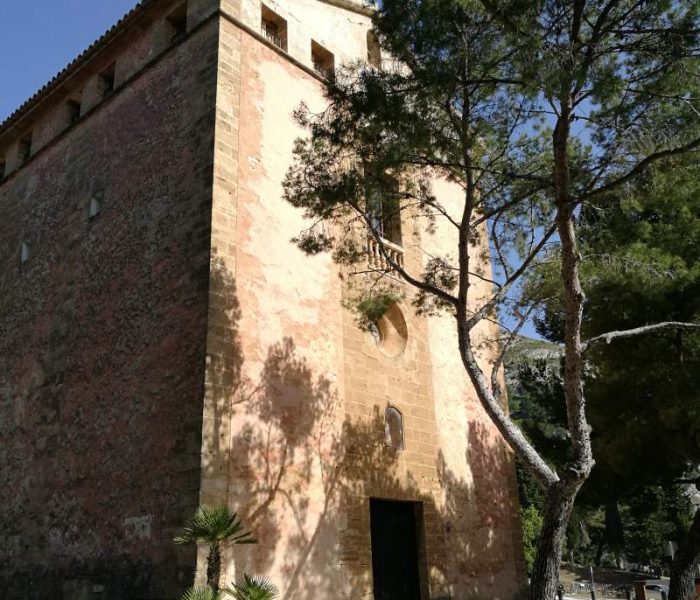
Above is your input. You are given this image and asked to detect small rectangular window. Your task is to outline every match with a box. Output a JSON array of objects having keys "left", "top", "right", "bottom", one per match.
[
  {"left": 311, "top": 41, "right": 334, "bottom": 78},
  {"left": 98, "top": 64, "right": 116, "bottom": 98},
  {"left": 261, "top": 5, "right": 287, "bottom": 52},
  {"left": 0, "top": 156, "right": 6, "bottom": 181},
  {"left": 21, "top": 242, "right": 31, "bottom": 264},
  {"left": 17, "top": 134, "right": 32, "bottom": 165},
  {"left": 166, "top": 3, "right": 188, "bottom": 44}
]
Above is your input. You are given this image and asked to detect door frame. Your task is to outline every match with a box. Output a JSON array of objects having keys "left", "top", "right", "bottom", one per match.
[{"left": 368, "top": 497, "right": 430, "bottom": 600}]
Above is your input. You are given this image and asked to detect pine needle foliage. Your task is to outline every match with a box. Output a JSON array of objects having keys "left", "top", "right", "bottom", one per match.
[
  {"left": 356, "top": 291, "right": 402, "bottom": 329},
  {"left": 282, "top": 0, "right": 700, "bottom": 597}
]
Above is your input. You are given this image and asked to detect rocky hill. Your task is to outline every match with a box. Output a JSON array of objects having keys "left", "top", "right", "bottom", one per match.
[{"left": 503, "top": 335, "right": 562, "bottom": 390}]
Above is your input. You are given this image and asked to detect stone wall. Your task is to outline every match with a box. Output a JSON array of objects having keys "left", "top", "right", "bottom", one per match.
[
  {"left": 204, "top": 4, "right": 526, "bottom": 599},
  {"left": 203, "top": 14, "right": 349, "bottom": 595},
  {"left": 0, "top": 1, "right": 526, "bottom": 598},
  {"left": 0, "top": 15, "right": 219, "bottom": 600}
]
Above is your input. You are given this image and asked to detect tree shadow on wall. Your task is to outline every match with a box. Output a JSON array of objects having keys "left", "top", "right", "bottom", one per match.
[
  {"left": 437, "top": 421, "right": 525, "bottom": 599},
  {"left": 201, "top": 252, "right": 524, "bottom": 600},
  {"left": 200, "top": 251, "right": 343, "bottom": 588},
  {"left": 235, "top": 399, "right": 430, "bottom": 600}
]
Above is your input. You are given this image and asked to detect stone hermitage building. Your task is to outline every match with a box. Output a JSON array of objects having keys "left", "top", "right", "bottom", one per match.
[{"left": 0, "top": 0, "right": 525, "bottom": 598}]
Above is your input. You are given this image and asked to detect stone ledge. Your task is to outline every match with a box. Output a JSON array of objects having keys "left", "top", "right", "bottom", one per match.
[{"left": 317, "top": 0, "right": 375, "bottom": 17}]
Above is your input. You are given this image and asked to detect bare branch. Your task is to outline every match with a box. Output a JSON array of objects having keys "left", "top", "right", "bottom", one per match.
[
  {"left": 459, "top": 332, "right": 560, "bottom": 489},
  {"left": 583, "top": 321, "right": 700, "bottom": 351}
]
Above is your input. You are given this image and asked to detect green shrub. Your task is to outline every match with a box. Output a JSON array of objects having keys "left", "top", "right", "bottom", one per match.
[{"left": 521, "top": 505, "right": 544, "bottom": 573}]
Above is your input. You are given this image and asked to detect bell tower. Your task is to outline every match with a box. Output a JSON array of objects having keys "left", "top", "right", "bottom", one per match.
[{"left": 0, "top": 0, "right": 525, "bottom": 597}]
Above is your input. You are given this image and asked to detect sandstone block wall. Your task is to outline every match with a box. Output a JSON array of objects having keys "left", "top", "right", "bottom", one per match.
[{"left": 201, "top": 5, "right": 526, "bottom": 599}]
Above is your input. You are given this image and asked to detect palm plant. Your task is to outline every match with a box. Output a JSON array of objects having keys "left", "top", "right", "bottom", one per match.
[
  {"left": 181, "top": 586, "right": 222, "bottom": 600},
  {"left": 174, "top": 505, "right": 256, "bottom": 590},
  {"left": 224, "top": 575, "right": 279, "bottom": 600}
]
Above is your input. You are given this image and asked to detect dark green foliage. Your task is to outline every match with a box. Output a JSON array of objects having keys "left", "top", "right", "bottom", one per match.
[
  {"left": 174, "top": 505, "right": 256, "bottom": 548},
  {"left": 292, "top": 229, "right": 334, "bottom": 255},
  {"left": 224, "top": 575, "right": 279, "bottom": 600},
  {"left": 622, "top": 487, "right": 693, "bottom": 566},
  {"left": 356, "top": 292, "right": 402, "bottom": 328},
  {"left": 521, "top": 504, "right": 545, "bottom": 573},
  {"left": 580, "top": 169, "right": 700, "bottom": 496},
  {"left": 515, "top": 457, "right": 545, "bottom": 573},
  {"left": 175, "top": 506, "right": 256, "bottom": 589},
  {"left": 510, "top": 360, "right": 569, "bottom": 468},
  {"left": 181, "top": 586, "right": 222, "bottom": 600}
]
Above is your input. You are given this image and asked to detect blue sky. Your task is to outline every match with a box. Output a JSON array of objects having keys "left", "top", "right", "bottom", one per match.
[{"left": 0, "top": 1, "right": 139, "bottom": 121}]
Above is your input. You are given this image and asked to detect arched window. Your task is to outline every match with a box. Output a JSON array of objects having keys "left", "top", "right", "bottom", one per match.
[
  {"left": 385, "top": 406, "right": 404, "bottom": 450},
  {"left": 367, "top": 30, "right": 381, "bottom": 69}
]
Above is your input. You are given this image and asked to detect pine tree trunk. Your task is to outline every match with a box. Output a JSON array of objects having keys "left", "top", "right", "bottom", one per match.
[
  {"left": 606, "top": 501, "right": 626, "bottom": 561},
  {"left": 595, "top": 534, "right": 606, "bottom": 567},
  {"left": 207, "top": 544, "right": 222, "bottom": 591},
  {"left": 528, "top": 481, "right": 580, "bottom": 600},
  {"left": 668, "top": 510, "right": 700, "bottom": 600}
]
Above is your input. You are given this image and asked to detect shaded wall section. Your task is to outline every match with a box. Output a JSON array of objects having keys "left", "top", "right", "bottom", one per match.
[{"left": 0, "top": 18, "right": 219, "bottom": 600}]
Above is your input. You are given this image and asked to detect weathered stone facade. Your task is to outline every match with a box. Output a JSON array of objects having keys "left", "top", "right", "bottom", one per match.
[{"left": 0, "top": 1, "right": 525, "bottom": 599}]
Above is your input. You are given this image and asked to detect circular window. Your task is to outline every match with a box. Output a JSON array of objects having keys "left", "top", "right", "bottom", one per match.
[{"left": 372, "top": 303, "right": 408, "bottom": 357}]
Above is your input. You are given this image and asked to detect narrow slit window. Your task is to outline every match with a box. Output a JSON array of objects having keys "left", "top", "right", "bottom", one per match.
[
  {"left": 20, "top": 242, "right": 30, "bottom": 264},
  {"left": 311, "top": 41, "right": 334, "bottom": 78},
  {"left": 88, "top": 191, "right": 104, "bottom": 220},
  {"left": 17, "top": 134, "right": 32, "bottom": 165},
  {"left": 0, "top": 156, "right": 6, "bottom": 180},
  {"left": 98, "top": 64, "right": 116, "bottom": 98},
  {"left": 261, "top": 5, "right": 288, "bottom": 51},
  {"left": 385, "top": 406, "right": 404, "bottom": 451},
  {"left": 166, "top": 3, "right": 188, "bottom": 44}
]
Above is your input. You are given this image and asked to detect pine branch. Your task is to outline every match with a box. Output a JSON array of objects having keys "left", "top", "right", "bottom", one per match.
[
  {"left": 465, "top": 221, "right": 558, "bottom": 330},
  {"left": 580, "top": 136, "right": 700, "bottom": 201},
  {"left": 459, "top": 328, "right": 560, "bottom": 489},
  {"left": 350, "top": 203, "right": 459, "bottom": 308},
  {"left": 491, "top": 303, "right": 537, "bottom": 405},
  {"left": 583, "top": 322, "right": 700, "bottom": 351}
]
